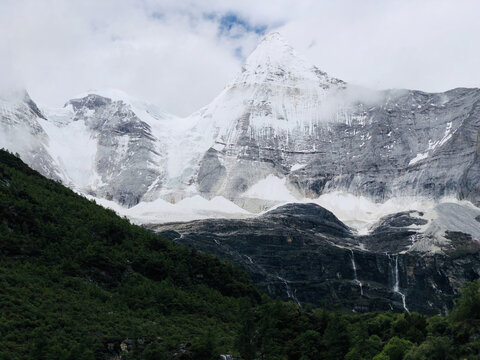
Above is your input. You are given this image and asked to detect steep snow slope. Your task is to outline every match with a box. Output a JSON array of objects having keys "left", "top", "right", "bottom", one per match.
[
  {"left": 188, "top": 33, "right": 480, "bottom": 212},
  {"left": 0, "top": 90, "right": 65, "bottom": 181},
  {"left": 0, "top": 32, "right": 479, "bottom": 249},
  {"left": 38, "top": 106, "right": 97, "bottom": 188},
  {"left": 192, "top": 32, "right": 348, "bottom": 200}
]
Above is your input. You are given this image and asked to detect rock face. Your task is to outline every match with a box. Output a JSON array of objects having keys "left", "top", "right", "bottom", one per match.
[
  {"left": 1, "top": 33, "right": 479, "bottom": 211},
  {"left": 129, "top": 32, "right": 476, "bottom": 214},
  {"left": 184, "top": 33, "right": 480, "bottom": 208},
  {"left": 65, "top": 94, "right": 164, "bottom": 207},
  {"left": 1, "top": 90, "right": 177, "bottom": 207},
  {"left": 0, "top": 90, "right": 64, "bottom": 181},
  {"left": 152, "top": 203, "right": 480, "bottom": 314},
  {"left": 1, "top": 32, "right": 479, "bottom": 314}
]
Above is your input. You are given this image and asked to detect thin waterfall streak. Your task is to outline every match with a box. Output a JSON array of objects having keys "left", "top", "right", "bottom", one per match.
[
  {"left": 350, "top": 250, "right": 363, "bottom": 296},
  {"left": 277, "top": 275, "right": 300, "bottom": 306},
  {"left": 390, "top": 254, "right": 409, "bottom": 312}
]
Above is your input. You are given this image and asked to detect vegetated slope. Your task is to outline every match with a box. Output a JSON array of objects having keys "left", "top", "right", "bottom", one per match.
[
  {"left": 2, "top": 148, "right": 480, "bottom": 360},
  {"left": 0, "top": 149, "right": 260, "bottom": 359}
]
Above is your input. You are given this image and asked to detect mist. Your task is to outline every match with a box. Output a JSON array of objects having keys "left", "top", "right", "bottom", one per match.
[{"left": 1, "top": 0, "right": 479, "bottom": 116}]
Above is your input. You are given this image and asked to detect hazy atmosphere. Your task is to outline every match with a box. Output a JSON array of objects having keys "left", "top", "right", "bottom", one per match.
[
  {"left": 3, "top": 1, "right": 480, "bottom": 358},
  {"left": 2, "top": 0, "right": 480, "bottom": 115}
]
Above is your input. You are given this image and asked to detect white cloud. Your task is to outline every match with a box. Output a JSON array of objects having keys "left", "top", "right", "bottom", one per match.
[
  {"left": 1, "top": 0, "right": 479, "bottom": 115},
  {"left": 0, "top": 0, "right": 262, "bottom": 115},
  {"left": 277, "top": 0, "right": 480, "bottom": 92}
]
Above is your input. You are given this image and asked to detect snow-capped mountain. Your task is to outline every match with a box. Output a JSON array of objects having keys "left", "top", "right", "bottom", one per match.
[
  {"left": 0, "top": 90, "right": 64, "bottom": 181},
  {"left": 0, "top": 32, "right": 479, "bottom": 244},
  {"left": 2, "top": 31, "right": 480, "bottom": 313},
  {"left": 187, "top": 33, "right": 480, "bottom": 214},
  {"left": 191, "top": 32, "right": 347, "bottom": 204}
]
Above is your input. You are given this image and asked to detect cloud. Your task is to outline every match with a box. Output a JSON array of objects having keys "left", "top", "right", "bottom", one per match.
[
  {"left": 277, "top": 0, "right": 480, "bottom": 93},
  {"left": 0, "top": 0, "right": 266, "bottom": 115},
  {"left": 1, "top": 0, "right": 479, "bottom": 116}
]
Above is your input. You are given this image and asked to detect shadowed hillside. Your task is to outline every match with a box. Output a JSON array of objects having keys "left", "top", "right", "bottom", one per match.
[{"left": 1, "top": 148, "right": 480, "bottom": 360}]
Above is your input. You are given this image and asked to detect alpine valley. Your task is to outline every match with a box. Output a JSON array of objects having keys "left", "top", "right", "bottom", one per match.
[{"left": 1, "top": 33, "right": 480, "bottom": 314}]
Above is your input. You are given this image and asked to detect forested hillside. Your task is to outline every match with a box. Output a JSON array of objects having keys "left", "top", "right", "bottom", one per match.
[
  {"left": 0, "top": 149, "right": 261, "bottom": 359},
  {"left": 1, "top": 148, "right": 480, "bottom": 360}
]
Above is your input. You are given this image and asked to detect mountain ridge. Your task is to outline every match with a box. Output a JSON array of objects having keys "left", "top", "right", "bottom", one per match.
[{"left": 0, "top": 32, "right": 479, "bottom": 242}]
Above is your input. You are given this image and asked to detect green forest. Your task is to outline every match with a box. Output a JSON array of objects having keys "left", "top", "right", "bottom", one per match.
[{"left": 1, "top": 148, "right": 480, "bottom": 360}]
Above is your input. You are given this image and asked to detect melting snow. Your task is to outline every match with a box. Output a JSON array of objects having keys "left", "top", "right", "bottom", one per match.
[
  {"left": 38, "top": 117, "right": 97, "bottom": 188},
  {"left": 290, "top": 163, "right": 307, "bottom": 171},
  {"left": 243, "top": 175, "right": 297, "bottom": 202},
  {"left": 409, "top": 152, "right": 429, "bottom": 166},
  {"left": 307, "top": 192, "right": 476, "bottom": 238},
  {"left": 92, "top": 195, "right": 251, "bottom": 224},
  {"left": 409, "top": 122, "right": 454, "bottom": 166}
]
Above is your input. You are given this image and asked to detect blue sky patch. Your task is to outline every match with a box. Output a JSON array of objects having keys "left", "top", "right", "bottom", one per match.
[
  {"left": 202, "top": 12, "right": 268, "bottom": 59},
  {"left": 204, "top": 12, "right": 268, "bottom": 38},
  {"left": 218, "top": 13, "right": 267, "bottom": 37}
]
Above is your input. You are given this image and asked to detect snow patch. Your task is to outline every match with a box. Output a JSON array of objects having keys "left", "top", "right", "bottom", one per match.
[
  {"left": 243, "top": 175, "right": 297, "bottom": 202},
  {"left": 409, "top": 152, "right": 429, "bottom": 166},
  {"left": 291, "top": 163, "right": 307, "bottom": 171},
  {"left": 423, "top": 202, "right": 480, "bottom": 241},
  {"left": 38, "top": 117, "right": 98, "bottom": 188},
  {"left": 91, "top": 195, "right": 251, "bottom": 224},
  {"left": 409, "top": 122, "right": 454, "bottom": 166},
  {"left": 309, "top": 192, "right": 450, "bottom": 236}
]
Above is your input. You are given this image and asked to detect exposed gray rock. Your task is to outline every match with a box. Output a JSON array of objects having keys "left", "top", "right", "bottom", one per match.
[
  {"left": 151, "top": 203, "right": 480, "bottom": 314},
  {"left": 196, "top": 86, "right": 480, "bottom": 207},
  {"left": 66, "top": 94, "right": 164, "bottom": 207},
  {"left": 1, "top": 33, "right": 479, "bottom": 317},
  {"left": 1, "top": 34, "right": 479, "bottom": 214},
  {"left": 197, "top": 148, "right": 226, "bottom": 194},
  {"left": 0, "top": 91, "right": 64, "bottom": 182},
  {"left": 177, "top": 34, "right": 480, "bottom": 210}
]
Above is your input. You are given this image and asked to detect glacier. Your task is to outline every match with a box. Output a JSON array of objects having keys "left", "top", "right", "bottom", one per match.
[{"left": 0, "top": 32, "right": 479, "bottom": 253}]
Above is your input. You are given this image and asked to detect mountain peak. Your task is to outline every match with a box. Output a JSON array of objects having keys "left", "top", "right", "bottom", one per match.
[
  {"left": 0, "top": 89, "right": 46, "bottom": 120},
  {"left": 262, "top": 31, "right": 283, "bottom": 41},
  {"left": 244, "top": 32, "right": 300, "bottom": 70},
  {"left": 234, "top": 32, "right": 344, "bottom": 88},
  {"left": 257, "top": 31, "right": 291, "bottom": 50}
]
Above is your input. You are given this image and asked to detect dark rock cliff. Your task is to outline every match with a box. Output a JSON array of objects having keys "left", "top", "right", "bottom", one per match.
[{"left": 150, "top": 203, "right": 480, "bottom": 315}]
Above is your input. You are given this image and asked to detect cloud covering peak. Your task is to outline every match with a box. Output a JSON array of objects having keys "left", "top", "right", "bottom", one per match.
[{"left": 1, "top": 0, "right": 479, "bottom": 115}]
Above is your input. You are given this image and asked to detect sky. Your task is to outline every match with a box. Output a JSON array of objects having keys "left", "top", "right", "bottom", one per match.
[{"left": 1, "top": 0, "right": 480, "bottom": 116}]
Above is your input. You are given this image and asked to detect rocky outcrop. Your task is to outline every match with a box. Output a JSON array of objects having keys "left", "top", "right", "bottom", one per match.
[
  {"left": 196, "top": 85, "right": 480, "bottom": 206},
  {"left": 1, "top": 33, "right": 479, "bottom": 317},
  {"left": 188, "top": 33, "right": 480, "bottom": 207},
  {"left": 0, "top": 90, "right": 64, "bottom": 182},
  {"left": 66, "top": 94, "right": 165, "bottom": 207},
  {"left": 151, "top": 203, "right": 480, "bottom": 315},
  {"left": 1, "top": 34, "right": 479, "bottom": 213}
]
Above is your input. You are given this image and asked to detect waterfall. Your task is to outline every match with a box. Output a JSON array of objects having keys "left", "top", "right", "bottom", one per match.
[
  {"left": 277, "top": 275, "right": 300, "bottom": 305},
  {"left": 350, "top": 250, "right": 363, "bottom": 296},
  {"left": 389, "top": 254, "right": 409, "bottom": 312},
  {"left": 393, "top": 256, "right": 400, "bottom": 292}
]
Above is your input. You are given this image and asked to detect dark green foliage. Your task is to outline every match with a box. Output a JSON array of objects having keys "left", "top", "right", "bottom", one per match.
[
  {"left": 190, "top": 329, "right": 219, "bottom": 360},
  {"left": 373, "top": 337, "right": 413, "bottom": 360},
  {"left": 451, "top": 280, "right": 480, "bottom": 323},
  {"left": 0, "top": 149, "right": 260, "bottom": 359},
  {"left": 403, "top": 336, "right": 455, "bottom": 360},
  {"left": 345, "top": 334, "right": 383, "bottom": 360},
  {"left": 1, "top": 149, "right": 480, "bottom": 359}
]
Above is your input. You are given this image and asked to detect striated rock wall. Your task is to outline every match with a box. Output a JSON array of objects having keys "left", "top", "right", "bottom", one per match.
[{"left": 151, "top": 203, "right": 480, "bottom": 314}]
